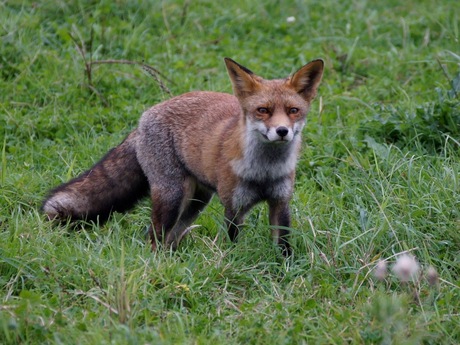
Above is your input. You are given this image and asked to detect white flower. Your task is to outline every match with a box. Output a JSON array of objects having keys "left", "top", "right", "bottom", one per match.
[
  {"left": 426, "top": 266, "right": 439, "bottom": 286},
  {"left": 392, "top": 254, "right": 420, "bottom": 282},
  {"left": 374, "top": 260, "right": 388, "bottom": 281},
  {"left": 286, "top": 16, "right": 296, "bottom": 23}
]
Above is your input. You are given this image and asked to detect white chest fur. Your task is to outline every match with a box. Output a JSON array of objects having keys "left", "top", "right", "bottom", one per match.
[{"left": 231, "top": 132, "right": 300, "bottom": 182}]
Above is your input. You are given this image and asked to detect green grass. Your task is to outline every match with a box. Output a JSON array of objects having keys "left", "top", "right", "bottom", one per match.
[{"left": 1, "top": 0, "right": 459, "bottom": 343}]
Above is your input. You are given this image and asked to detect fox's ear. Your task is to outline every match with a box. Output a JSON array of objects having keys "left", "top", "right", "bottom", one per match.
[
  {"left": 289, "top": 59, "right": 324, "bottom": 102},
  {"left": 224, "top": 58, "right": 260, "bottom": 98}
]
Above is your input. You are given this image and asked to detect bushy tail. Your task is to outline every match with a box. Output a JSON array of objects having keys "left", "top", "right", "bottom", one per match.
[{"left": 42, "top": 130, "right": 149, "bottom": 223}]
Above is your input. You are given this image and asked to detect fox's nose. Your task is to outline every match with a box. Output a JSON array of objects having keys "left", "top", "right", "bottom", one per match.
[{"left": 276, "top": 126, "right": 289, "bottom": 138}]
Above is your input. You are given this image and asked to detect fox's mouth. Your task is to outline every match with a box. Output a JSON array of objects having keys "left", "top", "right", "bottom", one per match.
[{"left": 272, "top": 138, "right": 290, "bottom": 144}]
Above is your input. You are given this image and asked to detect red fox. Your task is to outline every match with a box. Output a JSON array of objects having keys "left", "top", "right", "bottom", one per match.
[{"left": 42, "top": 58, "right": 324, "bottom": 256}]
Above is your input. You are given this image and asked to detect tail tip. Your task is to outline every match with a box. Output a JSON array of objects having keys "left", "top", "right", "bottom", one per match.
[{"left": 41, "top": 192, "right": 82, "bottom": 221}]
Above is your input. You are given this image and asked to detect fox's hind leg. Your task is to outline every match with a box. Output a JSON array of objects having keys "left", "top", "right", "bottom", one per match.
[
  {"left": 148, "top": 178, "right": 212, "bottom": 250},
  {"left": 136, "top": 117, "right": 212, "bottom": 250},
  {"left": 165, "top": 184, "right": 213, "bottom": 249},
  {"left": 148, "top": 179, "right": 185, "bottom": 250}
]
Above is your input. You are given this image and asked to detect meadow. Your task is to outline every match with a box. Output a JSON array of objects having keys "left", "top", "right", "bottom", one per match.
[{"left": 1, "top": 0, "right": 459, "bottom": 343}]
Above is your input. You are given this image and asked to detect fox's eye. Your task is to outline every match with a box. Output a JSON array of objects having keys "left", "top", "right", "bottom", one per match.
[
  {"left": 289, "top": 108, "right": 299, "bottom": 114},
  {"left": 257, "top": 107, "right": 269, "bottom": 114}
]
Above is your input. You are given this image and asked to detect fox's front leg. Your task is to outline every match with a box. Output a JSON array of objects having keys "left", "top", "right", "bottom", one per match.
[
  {"left": 224, "top": 208, "right": 248, "bottom": 242},
  {"left": 269, "top": 200, "right": 292, "bottom": 257}
]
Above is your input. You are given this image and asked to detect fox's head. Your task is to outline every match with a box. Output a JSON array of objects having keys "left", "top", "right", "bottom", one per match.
[{"left": 224, "top": 58, "right": 324, "bottom": 144}]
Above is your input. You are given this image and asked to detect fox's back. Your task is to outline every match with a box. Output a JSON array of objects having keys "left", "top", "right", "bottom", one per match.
[{"left": 143, "top": 91, "right": 240, "bottom": 125}]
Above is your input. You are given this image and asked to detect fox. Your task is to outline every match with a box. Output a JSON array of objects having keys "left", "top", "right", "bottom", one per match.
[{"left": 42, "top": 57, "right": 324, "bottom": 256}]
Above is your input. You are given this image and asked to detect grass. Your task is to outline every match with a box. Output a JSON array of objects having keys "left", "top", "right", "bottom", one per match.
[{"left": 1, "top": 0, "right": 459, "bottom": 343}]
